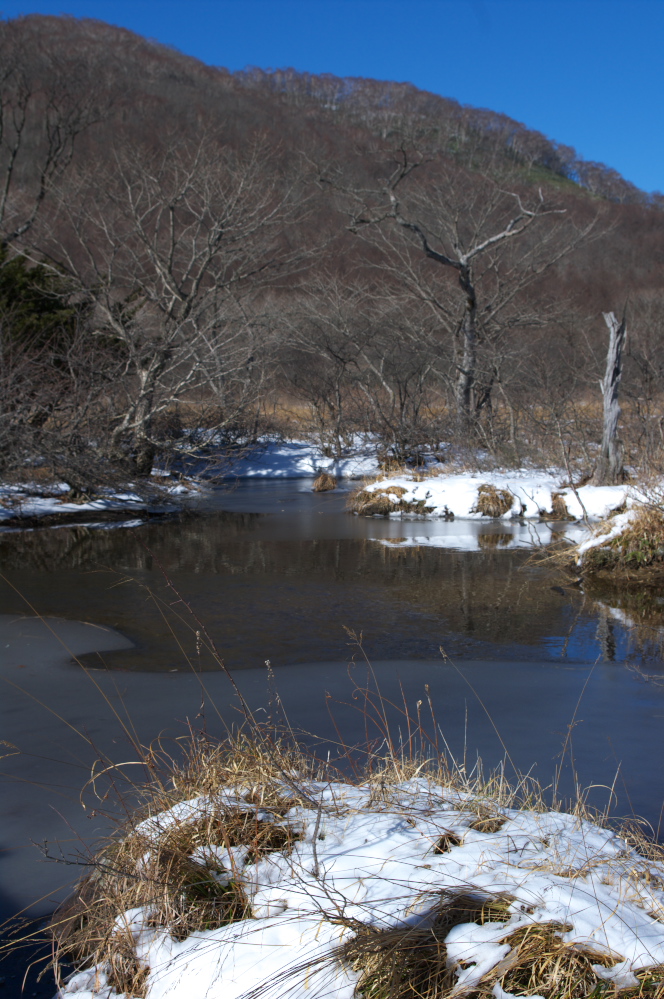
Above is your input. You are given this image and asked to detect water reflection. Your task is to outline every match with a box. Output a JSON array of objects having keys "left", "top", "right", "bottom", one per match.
[{"left": 1, "top": 507, "right": 660, "bottom": 671}]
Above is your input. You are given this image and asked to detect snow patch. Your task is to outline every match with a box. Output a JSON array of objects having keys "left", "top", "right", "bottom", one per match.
[
  {"left": 360, "top": 471, "right": 631, "bottom": 522},
  {"left": 58, "top": 780, "right": 664, "bottom": 999}
]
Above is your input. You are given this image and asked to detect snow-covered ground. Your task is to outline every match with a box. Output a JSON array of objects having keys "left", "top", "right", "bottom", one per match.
[
  {"left": 358, "top": 470, "right": 632, "bottom": 522},
  {"left": 59, "top": 779, "right": 664, "bottom": 999},
  {"left": 0, "top": 476, "right": 198, "bottom": 526},
  {"left": 220, "top": 438, "right": 380, "bottom": 479}
]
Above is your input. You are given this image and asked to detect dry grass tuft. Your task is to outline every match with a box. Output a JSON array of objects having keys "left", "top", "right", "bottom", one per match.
[
  {"left": 492, "top": 922, "right": 621, "bottom": 999},
  {"left": 468, "top": 814, "right": 507, "bottom": 833},
  {"left": 473, "top": 484, "right": 514, "bottom": 518},
  {"left": 550, "top": 492, "right": 571, "bottom": 520},
  {"left": 312, "top": 471, "right": 337, "bottom": 492},
  {"left": 348, "top": 484, "right": 434, "bottom": 517},
  {"left": 46, "top": 729, "right": 323, "bottom": 996},
  {"left": 347, "top": 906, "right": 664, "bottom": 999},
  {"left": 345, "top": 892, "right": 512, "bottom": 999},
  {"left": 582, "top": 505, "right": 664, "bottom": 577}
]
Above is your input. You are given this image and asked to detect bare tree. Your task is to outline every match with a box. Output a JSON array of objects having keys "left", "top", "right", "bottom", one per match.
[
  {"left": 0, "top": 19, "right": 104, "bottom": 247},
  {"left": 27, "top": 135, "right": 305, "bottom": 476},
  {"left": 333, "top": 149, "right": 599, "bottom": 430},
  {"left": 593, "top": 310, "right": 627, "bottom": 485}
]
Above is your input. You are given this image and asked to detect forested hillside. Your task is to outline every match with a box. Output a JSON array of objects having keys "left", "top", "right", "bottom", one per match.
[{"left": 2, "top": 13, "right": 664, "bottom": 490}]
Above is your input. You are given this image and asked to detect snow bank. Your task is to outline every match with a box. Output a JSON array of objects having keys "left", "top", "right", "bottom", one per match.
[
  {"left": 221, "top": 439, "right": 380, "bottom": 479},
  {"left": 58, "top": 780, "right": 664, "bottom": 999},
  {"left": 359, "top": 471, "right": 631, "bottom": 522},
  {"left": 0, "top": 478, "right": 198, "bottom": 525}
]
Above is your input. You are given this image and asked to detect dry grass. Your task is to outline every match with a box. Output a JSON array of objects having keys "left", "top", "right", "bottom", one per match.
[
  {"left": 43, "top": 729, "right": 324, "bottom": 997},
  {"left": 582, "top": 505, "right": 664, "bottom": 578},
  {"left": 550, "top": 492, "right": 572, "bottom": 520},
  {"left": 344, "top": 892, "right": 513, "bottom": 999},
  {"left": 346, "top": 908, "right": 664, "bottom": 999},
  {"left": 491, "top": 921, "right": 623, "bottom": 999},
  {"left": 348, "top": 484, "right": 434, "bottom": 517},
  {"left": 312, "top": 471, "right": 338, "bottom": 492},
  {"left": 473, "top": 484, "right": 515, "bottom": 518},
  {"left": 9, "top": 689, "right": 664, "bottom": 998}
]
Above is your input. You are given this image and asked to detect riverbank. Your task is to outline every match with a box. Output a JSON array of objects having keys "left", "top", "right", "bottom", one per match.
[
  {"left": 0, "top": 474, "right": 200, "bottom": 528},
  {"left": 349, "top": 469, "right": 633, "bottom": 521},
  {"left": 2, "top": 438, "right": 639, "bottom": 529}
]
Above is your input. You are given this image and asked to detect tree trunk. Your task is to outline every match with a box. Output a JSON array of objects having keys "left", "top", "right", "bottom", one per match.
[
  {"left": 454, "top": 268, "right": 477, "bottom": 428},
  {"left": 593, "top": 310, "right": 627, "bottom": 485}
]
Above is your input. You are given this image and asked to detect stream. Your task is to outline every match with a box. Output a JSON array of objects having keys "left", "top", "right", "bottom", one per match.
[{"left": 1, "top": 478, "right": 663, "bottom": 994}]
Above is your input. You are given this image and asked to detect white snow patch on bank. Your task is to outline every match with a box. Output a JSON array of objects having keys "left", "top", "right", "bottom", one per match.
[
  {"left": 221, "top": 438, "right": 380, "bottom": 480},
  {"left": 360, "top": 471, "right": 632, "bottom": 522},
  {"left": 0, "top": 478, "right": 199, "bottom": 524},
  {"left": 58, "top": 781, "right": 664, "bottom": 999}
]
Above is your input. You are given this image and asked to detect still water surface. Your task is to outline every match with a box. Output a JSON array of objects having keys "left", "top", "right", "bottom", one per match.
[{"left": 0, "top": 479, "right": 657, "bottom": 669}]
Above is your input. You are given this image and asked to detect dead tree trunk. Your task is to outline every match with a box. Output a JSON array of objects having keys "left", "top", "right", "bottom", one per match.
[{"left": 593, "top": 310, "right": 627, "bottom": 485}]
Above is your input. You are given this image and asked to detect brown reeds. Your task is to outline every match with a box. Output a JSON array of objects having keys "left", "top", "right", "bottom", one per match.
[
  {"left": 550, "top": 492, "right": 571, "bottom": 520},
  {"left": 43, "top": 729, "right": 324, "bottom": 996},
  {"left": 312, "top": 471, "right": 337, "bottom": 492},
  {"left": 491, "top": 921, "right": 624, "bottom": 999},
  {"left": 344, "top": 892, "right": 513, "bottom": 999},
  {"left": 582, "top": 505, "right": 664, "bottom": 577},
  {"left": 348, "top": 484, "right": 434, "bottom": 516},
  {"left": 473, "top": 484, "right": 514, "bottom": 518}
]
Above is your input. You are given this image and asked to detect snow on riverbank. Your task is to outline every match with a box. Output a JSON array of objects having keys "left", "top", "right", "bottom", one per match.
[
  {"left": 58, "top": 779, "right": 664, "bottom": 999},
  {"left": 357, "top": 470, "right": 632, "bottom": 522},
  {"left": 0, "top": 476, "right": 198, "bottom": 525},
  {"left": 221, "top": 438, "right": 380, "bottom": 479}
]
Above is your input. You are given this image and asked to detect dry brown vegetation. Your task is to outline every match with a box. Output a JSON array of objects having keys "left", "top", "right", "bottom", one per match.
[
  {"left": 473, "top": 484, "right": 515, "bottom": 518},
  {"left": 348, "top": 484, "right": 435, "bottom": 517},
  {"left": 581, "top": 505, "right": 664, "bottom": 579},
  {"left": 24, "top": 725, "right": 664, "bottom": 999},
  {"left": 312, "top": 471, "right": 337, "bottom": 491}
]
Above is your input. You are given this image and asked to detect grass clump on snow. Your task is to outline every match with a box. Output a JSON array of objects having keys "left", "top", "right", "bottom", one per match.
[
  {"left": 22, "top": 707, "right": 664, "bottom": 999},
  {"left": 472, "top": 484, "right": 515, "bottom": 518},
  {"left": 349, "top": 483, "right": 434, "bottom": 516}
]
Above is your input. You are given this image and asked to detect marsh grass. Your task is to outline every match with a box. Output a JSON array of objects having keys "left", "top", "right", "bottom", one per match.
[
  {"left": 348, "top": 483, "right": 435, "bottom": 516},
  {"left": 550, "top": 491, "right": 572, "bottom": 520},
  {"left": 43, "top": 727, "right": 323, "bottom": 996},
  {"left": 312, "top": 471, "right": 337, "bottom": 492},
  {"left": 10, "top": 693, "right": 664, "bottom": 999},
  {"left": 582, "top": 506, "right": 664, "bottom": 577},
  {"left": 344, "top": 892, "right": 513, "bottom": 999},
  {"left": 473, "top": 484, "right": 515, "bottom": 518}
]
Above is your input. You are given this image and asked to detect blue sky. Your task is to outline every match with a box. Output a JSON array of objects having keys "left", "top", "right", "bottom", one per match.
[{"left": 2, "top": 0, "right": 662, "bottom": 193}]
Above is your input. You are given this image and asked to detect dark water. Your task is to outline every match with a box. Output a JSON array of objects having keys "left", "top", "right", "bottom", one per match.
[
  {"left": 1, "top": 480, "right": 659, "bottom": 671},
  {"left": 2, "top": 480, "right": 664, "bottom": 995}
]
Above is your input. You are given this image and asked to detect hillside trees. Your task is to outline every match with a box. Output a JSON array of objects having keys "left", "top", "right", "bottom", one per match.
[
  {"left": 0, "top": 16, "right": 104, "bottom": 247},
  {"left": 282, "top": 278, "right": 445, "bottom": 462},
  {"left": 27, "top": 135, "right": 307, "bottom": 478},
  {"left": 334, "top": 149, "right": 600, "bottom": 433}
]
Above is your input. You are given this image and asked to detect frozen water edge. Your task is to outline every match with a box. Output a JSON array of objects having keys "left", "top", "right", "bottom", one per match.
[{"left": 58, "top": 779, "right": 664, "bottom": 999}]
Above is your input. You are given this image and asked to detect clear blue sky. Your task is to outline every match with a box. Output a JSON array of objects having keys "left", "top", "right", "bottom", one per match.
[{"left": 1, "top": 0, "right": 662, "bottom": 193}]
